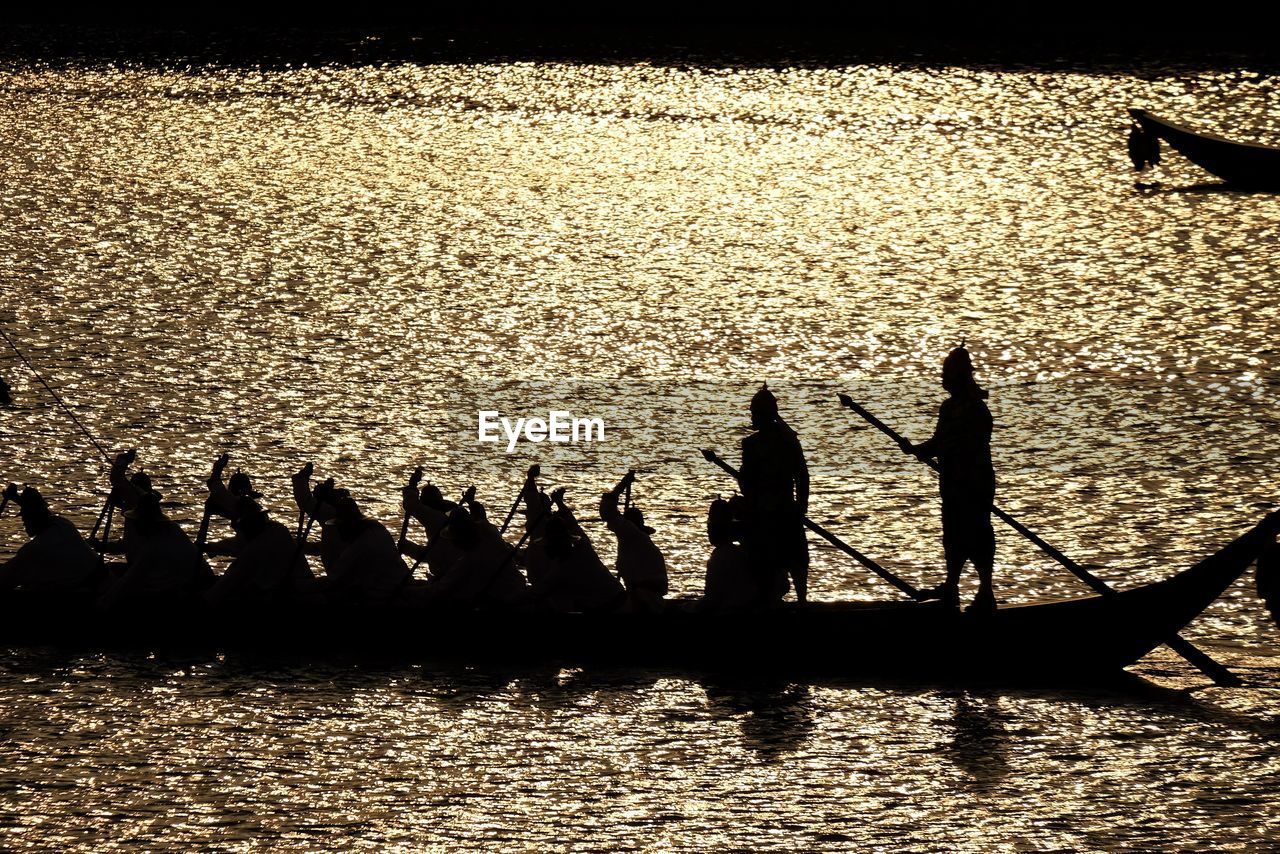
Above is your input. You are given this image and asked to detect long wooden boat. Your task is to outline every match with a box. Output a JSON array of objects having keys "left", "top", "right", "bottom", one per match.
[
  {"left": 2, "top": 517, "right": 1276, "bottom": 682},
  {"left": 1129, "top": 108, "right": 1280, "bottom": 188}
]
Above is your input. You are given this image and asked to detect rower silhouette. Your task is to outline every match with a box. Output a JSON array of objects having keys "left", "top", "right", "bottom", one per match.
[
  {"left": 901, "top": 344, "right": 997, "bottom": 613},
  {"left": 701, "top": 495, "right": 759, "bottom": 613},
  {"left": 0, "top": 375, "right": 11, "bottom": 406},
  {"left": 292, "top": 464, "right": 410, "bottom": 605},
  {"left": 600, "top": 470, "right": 668, "bottom": 613},
  {"left": 99, "top": 450, "right": 209, "bottom": 610},
  {"left": 738, "top": 384, "right": 810, "bottom": 604},
  {"left": 0, "top": 484, "right": 98, "bottom": 595}
]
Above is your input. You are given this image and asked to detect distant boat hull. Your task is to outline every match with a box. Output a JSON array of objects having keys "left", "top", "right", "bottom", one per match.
[
  {"left": 2, "top": 519, "right": 1274, "bottom": 682},
  {"left": 1130, "top": 108, "right": 1280, "bottom": 189}
]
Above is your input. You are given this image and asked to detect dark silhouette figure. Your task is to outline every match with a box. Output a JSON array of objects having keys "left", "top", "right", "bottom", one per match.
[
  {"left": 292, "top": 463, "right": 410, "bottom": 604},
  {"left": 401, "top": 476, "right": 529, "bottom": 609},
  {"left": 205, "top": 495, "right": 305, "bottom": 607},
  {"left": 738, "top": 384, "right": 809, "bottom": 603},
  {"left": 0, "top": 375, "right": 11, "bottom": 406},
  {"left": 600, "top": 470, "right": 668, "bottom": 612},
  {"left": 0, "top": 483, "right": 98, "bottom": 593},
  {"left": 204, "top": 453, "right": 265, "bottom": 520},
  {"left": 522, "top": 486, "right": 624, "bottom": 613},
  {"left": 701, "top": 495, "right": 759, "bottom": 613},
  {"left": 400, "top": 474, "right": 465, "bottom": 578},
  {"left": 99, "top": 449, "right": 208, "bottom": 609},
  {"left": 202, "top": 456, "right": 311, "bottom": 608},
  {"left": 902, "top": 345, "right": 996, "bottom": 613}
]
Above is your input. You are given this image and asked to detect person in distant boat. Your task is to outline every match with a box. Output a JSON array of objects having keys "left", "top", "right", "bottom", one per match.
[
  {"left": 0, "top": 375, "right": 11, "bottom": 406},
  {"left": 901, "top": 343, "right": 997, "bottom": 613},
  {"left": 99, "top": 449, "right": 207, "bottom": 608},
  {"left": 205, "top": 495, "right": 303, "bottom": 608},
  {"left": 0, "top": 483, "right": 98, "bottom": 594},
  {"left": 738, "top": 384, "right": 810, "bottom": 604},
  {"left": 524, "top": 487, "right": 625, "bottom": 613},
  {"left": 292, "top": 463, "right": 410, "bottom": 604},
  {"left": 600, "top": 470, "right": 668, "bottom": 612},
  {"left": 701, "top": 495, "right": 759, "bottom": 613}
]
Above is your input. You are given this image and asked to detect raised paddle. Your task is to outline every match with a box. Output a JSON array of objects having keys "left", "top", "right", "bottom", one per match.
[
  {"left": 409, "top": 486, "right": 471, "bottom": 576},
  {"left": 700, "top": 448, "right": 920, "bottom": 599},
  {"left": 398, "top": 466, "right": 424, "bottom": 552},
  {"left": 836, "top": 393, "right": 1242, "bottom": 687},
  {"left": 97, "top": 497, "right": 116, "bottom": 571},
  {"left": 290, "top": 475, "right": 333, "bottom": 577},
  {"left": 500, "top": 464, "right": 540, "bottom": 535},
  {"left": 194, "top": 453, "right": 231, "bottom": 561},
  {"left": 89, "top": 493, "right": 112, "bottom": 543}
]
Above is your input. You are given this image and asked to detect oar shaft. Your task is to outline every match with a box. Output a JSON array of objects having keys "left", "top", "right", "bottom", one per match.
[
  {"left": 409, "top": 489, "right": 468, "bottom": 575},
  {"left": 98, "top": 500, "right": 115, "bottom": 570},
  {"left": 839, "top": 395, "right": 1242, "bottom": 686},
  {"left": 702, "top": 450, "right": 919, "bottom": 599},
  {"left": 290, "top": 514, "right": 318, "bottom": 573},
  {"left": 194, "top": 500, "right": 214, "bottom": 550},
  {"left": 0, "top": 325, "right": 109, "bottom": 461},
  {"left": 499, "top": 490, "right": 522, "bottom": 535}
]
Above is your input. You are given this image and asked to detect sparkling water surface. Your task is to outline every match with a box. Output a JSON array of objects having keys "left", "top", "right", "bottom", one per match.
[{"left": 1, "top": 58, "right": 1279, "bottom": 850}]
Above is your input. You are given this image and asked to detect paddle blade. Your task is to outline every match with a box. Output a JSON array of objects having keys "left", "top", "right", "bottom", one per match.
[{"left": 1255, "top": 540, "right": 1280, "bottom": 630}]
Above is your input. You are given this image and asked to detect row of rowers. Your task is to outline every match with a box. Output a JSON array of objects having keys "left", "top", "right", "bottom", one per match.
[{"left": 0, "top": 448, "right": 769, "bottom": 614}]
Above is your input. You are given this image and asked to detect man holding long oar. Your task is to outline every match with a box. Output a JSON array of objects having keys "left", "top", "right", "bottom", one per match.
[
  {"left": 899, "top": 344, "right": 997, "bottom": 614},
  {"left": 740, "top": 384, "right": 810, "bottom": 604}
]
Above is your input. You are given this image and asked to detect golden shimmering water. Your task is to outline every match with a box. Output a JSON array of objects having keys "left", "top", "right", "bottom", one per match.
[{"left": 1, "top": 58, "right": 1279, "bottom": 849}]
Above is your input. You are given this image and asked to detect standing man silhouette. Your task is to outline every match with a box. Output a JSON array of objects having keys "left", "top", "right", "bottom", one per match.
[
  {"left": 903, "top": 344, "right": 996, "bottom": 613},
  {"left": 739, "top": 384, "right": 810, "bottom": 604}
]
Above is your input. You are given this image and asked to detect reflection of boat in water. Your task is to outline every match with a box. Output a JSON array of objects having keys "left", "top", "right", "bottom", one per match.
[
  {"left": 1, "top": 518, "right": 1275, "bottom": 683},
  {"left": 1129, "top": 108, "right": 1280, "bottom": 189}
]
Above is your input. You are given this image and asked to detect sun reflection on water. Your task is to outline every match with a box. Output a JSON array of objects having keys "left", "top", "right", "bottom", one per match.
[{"left": 1, "top": 58, "right": 1279, "bottom": 848}]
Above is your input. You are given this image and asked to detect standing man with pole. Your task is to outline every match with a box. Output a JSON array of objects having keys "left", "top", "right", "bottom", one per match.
[
  {"left": 739, "top": 384, "right": 810, "bottom": 604},
  {"left": 899, "top": 343, "right": 997, "bottom": 614}
]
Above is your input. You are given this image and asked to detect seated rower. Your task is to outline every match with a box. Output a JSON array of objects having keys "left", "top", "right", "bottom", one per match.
[
  {"left": 600, "top": 471, "right": 668, "bottom": 613},
  {"left": 293, "top": 463, "right": 410, "bottom": 604},
  {"left": 417, "top": 495, "right": 530, "bottom": 609},
  {"left": 399, "top": 470, "right": 466, "bottom": 579},
  {"left": 0, "top": 375, "right": 11, "bottom": 406},
  {"left": 0, "top": 484, "right": 98, "bottom": 595},
  {"left": 701, "top": 496, "right": 760, "bottom": 613},
  {"left": 524, "top": 487, "right": 625, "bottom": 613},
  {"left": 205, "top": 452, "right": 264, "bottom": 520},
  {"left": 204, "top": 496, "right": 305, "bottom": 608},
  {"left": 99, "top": 449, "right": 207, "bottom": 609}
]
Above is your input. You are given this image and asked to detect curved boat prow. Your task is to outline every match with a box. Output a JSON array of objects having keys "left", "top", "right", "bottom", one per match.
[{"left": 1126, "top": 108, "right": 1280, "bottom": 188}]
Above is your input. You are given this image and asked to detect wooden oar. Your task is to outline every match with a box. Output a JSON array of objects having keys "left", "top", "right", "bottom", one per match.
[
  {"left": 409, "top": 487, "right": 469, "bottom": 576},
  {"left": 193, "top": 498, "right": 214, "bottom": 558},
  {"left": 398, "top": 466, "right": 423, "bottom": 552},
  {"left": 289, "top": 477, "right": 332, "bottom": 576},
  {"left": 88, "top": 490, "right": 113, "bottom": 543},
  {"left": 837, "top": 393, "right": 1242, "bottom": 687},
  {"left": 700, "top": 449, "right": 919, "bottom": 599},
  {"left": 98, "top": 499, "right": 116, "bottom": 571},
  {"left": 500, "top": 464, "right": 539, "bottom": 535}
]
